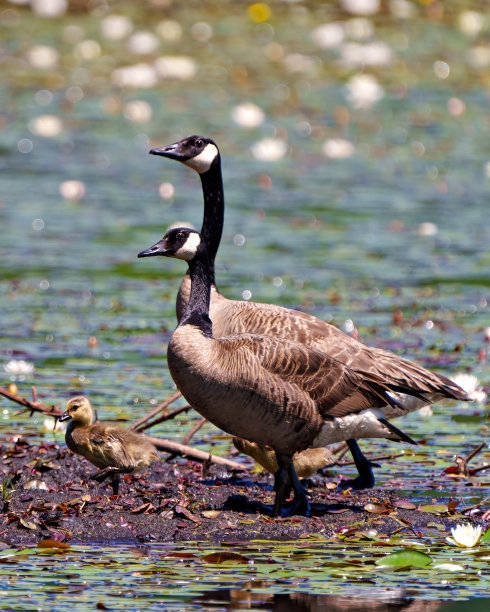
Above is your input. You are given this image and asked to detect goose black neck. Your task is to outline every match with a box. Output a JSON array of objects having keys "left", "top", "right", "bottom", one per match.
[
  {"left": 199, "top": 159, "right": 223, "bottom": 288},
  {"left": 179, "top": 251, "right": 213, "bottom": 337}
]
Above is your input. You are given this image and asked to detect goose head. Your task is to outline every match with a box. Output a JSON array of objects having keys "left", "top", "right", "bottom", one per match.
[
  {"left": 138, "top": 227, "right": 203, "bottom": 262},
  {"left": 60, "top": 396, "right": 94, "bottom": 426},
  {"left": 149, "top": 135, "right": 220, "bottom": 175}
]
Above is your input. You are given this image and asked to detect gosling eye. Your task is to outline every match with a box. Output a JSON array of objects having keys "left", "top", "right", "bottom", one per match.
[{"left": 71, "top": 405, "right": 79, "bottom": 411}]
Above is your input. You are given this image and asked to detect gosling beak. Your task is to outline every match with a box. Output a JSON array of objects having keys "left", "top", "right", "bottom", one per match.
[
  {"left": 149, "top": 142, "right": 187, "bottom": 162},
  {"left": 138, "top": 239, "right": 167, "bottom": 258},
  {"left": 59, "top": 411, "right": 72, "bottom": 422}
]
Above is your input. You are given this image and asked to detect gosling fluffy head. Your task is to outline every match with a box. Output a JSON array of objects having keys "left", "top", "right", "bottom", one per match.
[
  {"left": 149, "top": 135, "right": 220, "bottom": 175},
  {"left": 60, "top": 396, "right": 94, "bottom": 426},
  {"left": 138, "top": 227, "right": 202, "bottom": 262}
]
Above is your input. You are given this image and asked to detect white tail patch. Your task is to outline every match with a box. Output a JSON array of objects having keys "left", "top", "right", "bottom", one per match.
[
  {"left": 175, "top": 232, "right": 201, "bottom": 261},
  {"left": 183, "top": 143, "right": 218, "bottom": 174}
]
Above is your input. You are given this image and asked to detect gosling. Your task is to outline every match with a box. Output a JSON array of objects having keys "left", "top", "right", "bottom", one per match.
[
  {"left": 59, "top": 396, "right": 159, "bottom": 494},
  {"left": 233, "top": 437, "right": 334, "bottom": 479}
]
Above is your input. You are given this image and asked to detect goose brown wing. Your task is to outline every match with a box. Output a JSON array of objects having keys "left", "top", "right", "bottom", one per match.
[
  {"left": 215, "top": 299, "right": 468, "bottom": 401},
  {"left": 224, "top": 334, "right": 400, "bottom": 419}
]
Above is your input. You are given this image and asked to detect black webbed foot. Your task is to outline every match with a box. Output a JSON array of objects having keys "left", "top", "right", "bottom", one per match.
[
  {"left": 342, "top": 439, "right": 378, "bottom": 489},
  {"left": 273, "top": 453, "right": 310, "bottom": 517}
]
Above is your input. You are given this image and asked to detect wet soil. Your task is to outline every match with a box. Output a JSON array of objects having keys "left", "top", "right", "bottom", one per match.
[{"left": 0, "top": 441, "right": 485, "bottom": 546}]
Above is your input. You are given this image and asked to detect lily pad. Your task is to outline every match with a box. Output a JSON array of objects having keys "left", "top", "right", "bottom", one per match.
[{"left": 375, "top": 549, "right": 432, "bottom": 568}]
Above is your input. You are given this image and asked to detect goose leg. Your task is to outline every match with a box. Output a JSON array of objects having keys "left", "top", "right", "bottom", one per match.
[
  {"left": 272, "top": 459, "right": 291, "bottom": 517},
  {"left": 92, "top": 466, "right": 129, "bottom": 494},
  {"left": 339, "top": 439, "right": 379, "bottom": 490},
  {"left": 273, "top": 453, "right": 310, "bottom": 517}
]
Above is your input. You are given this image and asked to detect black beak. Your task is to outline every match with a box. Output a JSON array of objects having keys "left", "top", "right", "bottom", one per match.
[
  {"left": 59, "top": 411, "right": 72, "bottom": 422},
  {"left": 138, "top": 239, "right": 167, "bottom": 258},
  {"left": 149, "top": 142, "right": 187, "bottom": 162}
]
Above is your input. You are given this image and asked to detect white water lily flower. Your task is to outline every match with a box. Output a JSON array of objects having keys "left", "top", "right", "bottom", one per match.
[
  {"left": 3, "top": 360, "right": 35, "bottom": 377},
  {"left": 43, "top": 417, "right": 66, "bottom": 433},
  {"left": 450, "top": 373, "right": 487, "bottom": 403},
  {"left": 251, "top": 138, "right": 287, "bottom": 161},
  {"left": 446, "top": 524, "right": 482, "bottom": 548},
  {"left": 346, "top": 74, "right": 384, "bottom": 108},
  {"left": 232, "top": 102, "right": 265, "bottom": 128}
]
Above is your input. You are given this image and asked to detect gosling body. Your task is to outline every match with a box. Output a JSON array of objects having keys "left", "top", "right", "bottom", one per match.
[
  {"left": 233, "top": 437, "right": 334, "bottom": 479},
  {"left": 60, "top": 396, "right": 159, "bottom": 494}
]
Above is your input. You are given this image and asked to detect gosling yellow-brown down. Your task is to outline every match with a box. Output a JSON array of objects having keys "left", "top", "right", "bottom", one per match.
[
  {"left": 60, "top": 396, "right": 159, "bottom": 494},
  {"left": 233, "top": 437, "right": 334, "bottom": 479}
]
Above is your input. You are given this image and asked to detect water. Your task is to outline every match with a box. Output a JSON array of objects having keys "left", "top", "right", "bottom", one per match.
[{"left": 0, "top": 0, "right": 488, "bottom": 608}]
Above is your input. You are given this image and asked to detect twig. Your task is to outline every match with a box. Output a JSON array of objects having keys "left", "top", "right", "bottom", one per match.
[
  {"left": 182, "top": 417, "right": 207, "bottom": 446},
  {"left": 0, "top": 386, "right": 62, "bottom": 417},
  {"left": 143, "top": 435, "right": 244, "bottom": 470},
  {"left": 460, "top": 496, "right": 490, "bottom": 515},
  {"left": 134, "top": 404, "right": 193, "bottom": 432},
  {"left": 130, "top": 391, "right": 182, "bottom": 430}
]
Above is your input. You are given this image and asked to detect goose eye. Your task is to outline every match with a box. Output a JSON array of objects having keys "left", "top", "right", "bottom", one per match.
[
  {"left": 176, "top": 232, "right": 184, "bottom": 240},
  {"left": 195, "top": 139, "right": 203, "bottom": 148}
]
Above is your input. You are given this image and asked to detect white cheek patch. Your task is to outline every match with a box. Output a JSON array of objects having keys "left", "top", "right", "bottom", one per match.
[
  {"left": 183, "top": 144, "right": 218, "bottom": 174},
  {"left": 175, "top": 232, "right": 202, "bottom": 261}
]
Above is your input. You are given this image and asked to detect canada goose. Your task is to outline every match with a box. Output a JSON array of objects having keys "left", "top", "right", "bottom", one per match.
[
  {"left": 138, "top": 227, "right": 423, "bottom": 515},
  {"left": 59, "top": 396, "right": 159, "bottom": 494},
  {"left": 149, "top": 135, "right": 469, "bottom": 487},
  {"left": 232, "top": 437, "right": 335, "bottom": 479}
]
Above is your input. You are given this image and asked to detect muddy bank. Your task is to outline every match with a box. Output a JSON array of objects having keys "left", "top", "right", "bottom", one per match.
[{"left": 0, "top": 440, "right": 486, "bottom": 546}]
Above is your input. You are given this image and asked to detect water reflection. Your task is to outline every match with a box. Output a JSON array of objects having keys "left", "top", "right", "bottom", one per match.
[{"left": 194, "top": 586, "right": 447, "bottom": 611}]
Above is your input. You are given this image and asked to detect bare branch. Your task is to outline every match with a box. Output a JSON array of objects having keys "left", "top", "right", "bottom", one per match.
[
  {"left": 143, "top": 435, "right": 244, "bottom": 470},
  {"left": 0, "top": 386, "right": 63, "bottom": 417},
  {"left": 130, "top": 391, "right": 182, "bottom": 431},
  {"left": 181, "top": 417, "right": 207, "bottom": 446},
  {"left": 134, "top": 403, "right": 192, "bottom": 432}
]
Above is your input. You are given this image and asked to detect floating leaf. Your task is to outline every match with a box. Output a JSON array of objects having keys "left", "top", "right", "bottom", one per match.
[
  {"left": 375, "top": 549, "right": 432, "bottom": 568},
  {"left": 433, "top": 563, "right": 465, "bottom": 572},
  {"left": 364, "top": 503, "right": 390, "bottom": 514},
  {"left": 201, "top": 551, "right": 250, "bottom": 564},
  {"left": 427, "top": 522, "right": 445, "bottom": 531},
  {"left": 481, "top": 528, "right": 490, "bottom": 544},
  {"left": 37, "top": 539, "right": 70, "bottom": 550},
  {"left": 418, "top": 504, "right": 448, "bottom": 514},
  {"left": 395, "top": 500, "right": 416, "bottom": 510}
]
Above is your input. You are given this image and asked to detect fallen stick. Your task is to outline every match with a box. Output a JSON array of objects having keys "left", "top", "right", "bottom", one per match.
[
  {"left": 182, "top": 417, "right": 207, "bottom": 446},
  {"left": 144, "top": 435, "right": 244, "bottom": 470},
  {"left": 134, "top": 404, "right": 193, "bottom": 432},
  {"left": 0, "top": 386, "right": 62, "bottom": 417},
  {"left": 130, "top": 391, "right": 182, "bottom": 431}
]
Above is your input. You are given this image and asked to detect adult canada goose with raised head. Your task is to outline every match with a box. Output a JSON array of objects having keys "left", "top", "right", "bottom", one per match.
[
  {"left": 148, "top": 135, "right": 469, "bottom": 487},
  {"left": 139, "top": 227, "right": 422, "bottom": 515},
  {"left": 60, "top": 396, "right": 159, "bottom": 494}
]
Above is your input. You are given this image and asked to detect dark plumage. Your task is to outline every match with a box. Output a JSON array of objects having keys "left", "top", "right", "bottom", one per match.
[{"left": 59, "top": 396, "right": 159, "bottom": 494}]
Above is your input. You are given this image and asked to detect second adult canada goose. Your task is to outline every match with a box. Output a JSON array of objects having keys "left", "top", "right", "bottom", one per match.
[
  {"left": 60, "top": 396, "right": 159, "bottom": 494},
  {"left": 139, "top": 227, "right": 422, "bottom": 516},
  {"left": 149, "top": 135, "right": 469, "bottom": 487}
]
